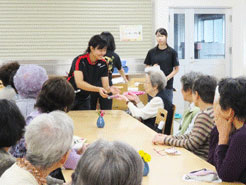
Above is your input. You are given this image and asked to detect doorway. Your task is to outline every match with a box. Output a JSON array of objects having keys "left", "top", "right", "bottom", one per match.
[{"left": 169, "top": 8, "right": 232, "bottom": 114}]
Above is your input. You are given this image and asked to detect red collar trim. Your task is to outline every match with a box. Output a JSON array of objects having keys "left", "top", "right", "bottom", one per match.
[
  {"left": 84, "top": 53, "right": 93, "bottom": 65},
  {"left": 85, "top": 53, "right": 98, "bottom": 65},
  {"left": 85, "top": 53, "right": 106, "bottom": 65}
]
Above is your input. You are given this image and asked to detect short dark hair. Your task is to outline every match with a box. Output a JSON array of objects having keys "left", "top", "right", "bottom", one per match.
[
  {"left": 86, "top": 35, "right": 107, "bottom": 53},
  {"left": 0, "top": 62, "right": 20, "bottom": 86},
  {"left": 72, "top": 139, "right": 143, "bottom": 185},
  {"left": 35, "top": 77, "right": 75, "bottom": 113},
  {"left": 181, "top": 71, "right": 203, "bottom": 92},
  {"left": 0, "top": 99, "right": 25, "bottom": 147},
  {"left": 218, "top": 77, "right": 246, "bottom": 121},
  {"left": 101, "top": 32, "right": 116, "bottom": 51},
  {"left": 155, "top": 28, "right": 168, "bottom": 37},
  {"left": 192, "top": 75, "right": 217, "bottom": 104}
]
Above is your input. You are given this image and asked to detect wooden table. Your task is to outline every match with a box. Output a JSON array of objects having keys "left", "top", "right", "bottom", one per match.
[{"left": 63, "top": 110, "right": 242, "bottom": 185}]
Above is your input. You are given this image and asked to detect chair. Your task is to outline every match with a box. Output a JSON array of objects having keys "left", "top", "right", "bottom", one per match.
[
  {"left": 129, "top": 77, "right": 146, "bottom": 87},
  {"left": 170, "top": 104, "right": 176, "bottom": 135},
  {"left": 155, "top": 108, "right": 168, "bottom": 133},
  {"left": 0, "top": 80, "right": 3, "bottom": 90},
  {"left": 138, "top": 83, "right": 148, "bottom": 105},
  {"left": 114, "top": 83, "right": 128, "bottom": 94},
  {"left": 155, "top": 104, "right": 176, "bottom": 134},
  {"left": 112, "top": 83, "right": 128, "bottom": 110}
]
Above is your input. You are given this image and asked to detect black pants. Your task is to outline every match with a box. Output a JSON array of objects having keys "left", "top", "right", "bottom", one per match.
[
  {"left": 90, "top": 92, "right": 112, "bottom": 110},
  {"left": 72, "top": 95, "right": 91, "bottom": 110}
]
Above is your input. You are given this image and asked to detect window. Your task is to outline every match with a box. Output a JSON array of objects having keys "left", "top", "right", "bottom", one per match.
[
  {"left": 174, "top": 14, "right": 185, "bottom": 59},
  {"left": 194, "top": 14, "right": 225, "bottom": 59}
]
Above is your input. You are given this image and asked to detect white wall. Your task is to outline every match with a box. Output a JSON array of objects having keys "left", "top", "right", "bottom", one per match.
[
  {"left": 231, "top": 0, "right": 246, "bottom": 77},
  {"left": 0, "top": 0, "right": 153, "bottom": 61},
  {"left": 154, "top": 0, "right": 246, "bottom": 77}
]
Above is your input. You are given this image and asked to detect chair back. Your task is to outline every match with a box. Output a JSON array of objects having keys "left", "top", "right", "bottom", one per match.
[
  {"left": 0, "top": 80, "right": 3, "bottom": 90},
  {"left": 138, "top": 83, "right": 148, "bottom": 105},
  {"left": 112, "top": 83, "right": 128, "bottom": 110},
  {"left": 155, "top": 108, "right": 168, "bottom": 132},
  {"left": 170, "top": 104, "right": 176, "bottom": 135}
]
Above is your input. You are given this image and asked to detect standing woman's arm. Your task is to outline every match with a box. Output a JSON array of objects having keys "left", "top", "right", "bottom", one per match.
[
  {"left": 114, "top": 53, "right": 128, "bottom": 83},
  {"left": 74, "top": 71, "right": 108, "bottom": 98},
  {"left": 166, "top": 66, "right": 179, "bottom": 81},
  {"left": 118, "top": 68, "right": 128, "bottom": 83},
  {"left": 101, "top": 76, "right": 120, "bottom": 95}
]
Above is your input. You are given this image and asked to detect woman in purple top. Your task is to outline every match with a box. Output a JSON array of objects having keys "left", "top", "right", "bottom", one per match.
[{"left": 211, "top": 77, "right": 246, "bottom": 183}]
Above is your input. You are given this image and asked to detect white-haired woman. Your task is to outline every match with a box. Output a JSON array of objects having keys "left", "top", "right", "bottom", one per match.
[
  {"left": 117, "top": 67, "right": 173, "bottom": 134},
  {"left": 0, "top": 111, "right": 74, "bottom": 185},
  {"left": 71, "top": 139, "right": 143, "bottom": 185}
]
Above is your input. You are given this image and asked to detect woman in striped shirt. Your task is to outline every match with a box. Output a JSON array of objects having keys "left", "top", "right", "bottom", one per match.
[{"left": 152, "top": 75, "right": 217, "bottom": 160}]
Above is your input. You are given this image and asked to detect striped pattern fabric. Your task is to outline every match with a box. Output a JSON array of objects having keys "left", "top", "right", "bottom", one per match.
[
  {"left": 164, "top": 107, "right": 215, "bottom": 160},
  {"left": 0, "top": 0, "right": 152, "bottom": 60}
]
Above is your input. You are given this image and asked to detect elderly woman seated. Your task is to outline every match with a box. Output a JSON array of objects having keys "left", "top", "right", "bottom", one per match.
[
  {"left": 208, "top": 77, "right": 246, "bottom": 183},
  {"left": 0, "top": 111, "right": 74, "bottom": 185},
  {"left": 175, "top": 71, "right": 202, "bottom": 135},
  {"left": 14, "top": 64, "right": 48, "bottom": 118},
  {"left": 71, "top": 139, "right": 143, "bottom": 185},
  {"left": 117, "top": 66, "right": 173, "bottom": 134},
  {"left": 0, "top": 100, "right": 25, "bottom": 177}
]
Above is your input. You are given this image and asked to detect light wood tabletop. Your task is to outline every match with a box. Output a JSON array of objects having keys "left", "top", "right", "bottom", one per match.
[{"left": 63, "top": 110, "right": 242, "bottom": 185}]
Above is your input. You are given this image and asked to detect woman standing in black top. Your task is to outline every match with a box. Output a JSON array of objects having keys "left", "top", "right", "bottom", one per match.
[
  {"left": 90, "top": 32, "right": 128, "bottom": 110},
  {"left": 144, "top": 28, "right": 179, "bottom": 104}
]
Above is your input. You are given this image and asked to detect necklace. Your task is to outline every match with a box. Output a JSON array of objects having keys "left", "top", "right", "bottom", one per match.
[{"left": 16, "top": 158, "right": 47, "bottom": 185}]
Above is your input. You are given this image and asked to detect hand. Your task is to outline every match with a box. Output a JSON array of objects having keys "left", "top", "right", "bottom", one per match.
[
  {"left": 115, "top": 94, "right": 129, "bottom": 102},
  {"left": 77, "top": 143, "right": 89, "bottom": 155},
  {"left": 110, "top": 86, "right": 120, "bottom": 95},
  {"left": 214, "top": 107, "right": 234, "bottom": 145},
  {"left": 125, "top": 92, "right": 140, "bottom": 104},
  {"left": 99, "top": 87, "right": 108, "bottom": 98},
  {"left": 152, "top": 134, "right": 167, "bottom": 145}
]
